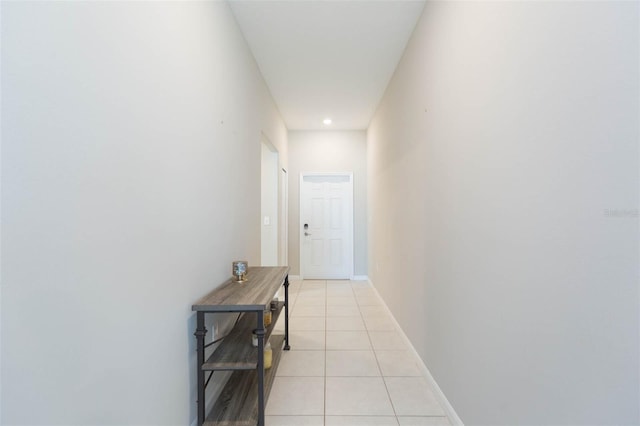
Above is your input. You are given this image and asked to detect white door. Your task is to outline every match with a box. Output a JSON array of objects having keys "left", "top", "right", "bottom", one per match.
[{"left": 300, "top": 174, "right": 353, "bottom": 279}]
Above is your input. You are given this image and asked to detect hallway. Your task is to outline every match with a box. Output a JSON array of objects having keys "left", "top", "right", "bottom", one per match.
[
  {"left": 268, "top": 279, "right": 450, "bottom": 426},
  {"left": 1, "top": 1, "right": 638, "bottom": 425}
]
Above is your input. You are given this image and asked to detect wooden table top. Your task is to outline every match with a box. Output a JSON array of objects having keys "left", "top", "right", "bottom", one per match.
[{"left": 192, "top": 266, "right": 289, "bottom": 312}]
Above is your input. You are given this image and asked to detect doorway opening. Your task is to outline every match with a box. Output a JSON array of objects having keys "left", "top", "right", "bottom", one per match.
[
  {"left": 260, "top": 137, "right": 278, "bottom": 266},
  {"left": 279, "top": 168, "right": 288, "bottom": 267},
  {"left": 299, "top": 173, "right": 354, "bottom": 279}
]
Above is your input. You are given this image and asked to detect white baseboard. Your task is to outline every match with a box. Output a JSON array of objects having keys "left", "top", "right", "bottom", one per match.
[
  {"left": 367, "top": 278, "right": 464, "bottom": 426},
  {"left": 291, "top": 275, "right": 366, "bottom": 281}
]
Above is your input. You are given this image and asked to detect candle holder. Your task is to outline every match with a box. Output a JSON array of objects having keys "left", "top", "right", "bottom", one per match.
[{"left": 232, "top": 261, "right": 248, "bottom": 282}]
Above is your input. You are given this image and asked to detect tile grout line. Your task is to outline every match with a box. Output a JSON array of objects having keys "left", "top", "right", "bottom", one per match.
[{"left": 323, "top": 280, "right": 328, "bottom": 426}]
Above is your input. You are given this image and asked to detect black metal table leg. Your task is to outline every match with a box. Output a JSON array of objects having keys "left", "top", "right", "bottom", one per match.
[
  {"left": 194, "top": 312, "right": 207, "bottom": 426},
  {"left": 256, "top": 310, "right": 266, "bottom": 426},
  {"left": 284, "top": 275, "right": 290, "bottom": 350}
]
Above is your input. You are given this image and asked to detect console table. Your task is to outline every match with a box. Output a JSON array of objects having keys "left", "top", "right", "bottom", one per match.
[{"left": 192, "top": 266, "right": 291, "bottom": 426}]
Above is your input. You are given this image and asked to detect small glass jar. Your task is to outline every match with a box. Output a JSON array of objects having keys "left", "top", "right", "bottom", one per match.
[
  {"left": 263, "top": 310, "right": 272, "bottom": 327},
  {"left": 232, "top": 261, "right": 248, "bottom": 282},
  {"left": 264, "top": 341, "right": 272, "bottom": 369}
]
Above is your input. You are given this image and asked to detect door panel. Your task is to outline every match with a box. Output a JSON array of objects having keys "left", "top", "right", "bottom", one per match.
[{"left": 330, "top": 239, "right": 342, "bottom": 265}]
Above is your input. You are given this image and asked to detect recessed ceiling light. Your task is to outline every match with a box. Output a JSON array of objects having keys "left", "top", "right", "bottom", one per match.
[{"left": 323, "top": 118, "right": 332, "bottom": 125}]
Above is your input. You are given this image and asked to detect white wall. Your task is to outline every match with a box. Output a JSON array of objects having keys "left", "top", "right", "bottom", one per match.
[
  {"left": 368, "top": 1, "right": 639, "bottom": 424},
  {"left": 1, "top": 2, "right": 286, "bottom": 424},
  {"left": 288, "top": 131, "right": 367, "bottom": 277}
]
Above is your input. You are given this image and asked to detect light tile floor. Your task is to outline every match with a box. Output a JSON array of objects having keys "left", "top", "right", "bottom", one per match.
[{"left": 268, "top": 279, "right": 451, "bottom": 426}]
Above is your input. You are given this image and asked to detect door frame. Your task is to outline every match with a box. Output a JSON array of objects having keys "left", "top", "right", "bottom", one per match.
[
  {"left": 260, "top": 135, "right": 279, "bottom": 266},
  {"left": 299, "top": 172, "right": 354, "bottom": 280},
  {"left": 279, "top": 167, "right": 288, "bottom": 267}
]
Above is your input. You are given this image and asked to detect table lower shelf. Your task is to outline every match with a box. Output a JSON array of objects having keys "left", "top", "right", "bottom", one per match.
[{"left": 204, "top": 334, "right": 285, "bottom": 426}]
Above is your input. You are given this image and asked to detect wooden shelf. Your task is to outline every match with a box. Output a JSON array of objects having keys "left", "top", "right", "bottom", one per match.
[
  {"left": 204, "top": 334, "right": 285, "bottom": 426},
  {"left": 202, "top": 301, "right": 285, "bottom": 371}
]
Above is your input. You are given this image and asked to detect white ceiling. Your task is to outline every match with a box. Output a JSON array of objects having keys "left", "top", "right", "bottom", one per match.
[{"left": 229, "top": 1, "right": 425, "bottom": 130}]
